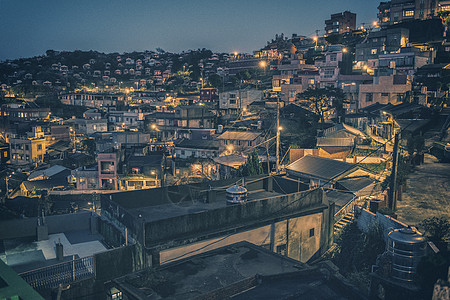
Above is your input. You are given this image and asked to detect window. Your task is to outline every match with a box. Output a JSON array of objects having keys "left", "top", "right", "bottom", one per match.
[
  {"left": 37, "top": 144, "right": 42, "bottom": 150},
  {"left": 25, "top": 145, "right": 29, "bottom": 151},
  {"left": 248, "top": 141, "right": 252, "bottom": 146},
  {"left": 309, "top": 228, "right": 315, "bottom": 237},
  {"left": 371, "top": 49, "right": 378, "bottom": 55},
  {"left": 403, "top": 10, "right": 414, "bottom": 17},
  {"left": 26, "top": 155, "right": 30, "bottom": 161},
  {"left": 324, "top": 69, "right": 334, "bottom": 78},
  {"left": 330, "top": 53, "right": 337, "bottom": 62},
  {"left": 366, "top": 93, "right": 373, "bottom": 103}
]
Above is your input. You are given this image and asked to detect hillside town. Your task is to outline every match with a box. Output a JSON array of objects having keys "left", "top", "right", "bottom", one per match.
[{"left": 0, "top": 1, "right": 449, "bottom": 300}]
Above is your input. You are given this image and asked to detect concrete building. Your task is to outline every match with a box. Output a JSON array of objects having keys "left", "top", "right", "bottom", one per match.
[
  {"left": 101, "top": 175, "right": 334, "bottom": 266},
  {"left": 66, "top": 118, "right": 108, "bottom": 136},
  {"left": 9, "top": 127, "right": 46, "bottom": 166},
  {"left": 315, "top": 45, "right": 346, "bottom": 88},
  {"left": 219, "top": 89, "right": 264, "bottom": 116},
  {"left": 325, "top": 11, "right": 357, "bottom": 35},
  {"left": 377, "top": 0, "right": 450, "bottom": 27},
  {"left": 0, "top": 104, "right": 50, "bottom": 122},
  {"left": 217, "top": 131, "right": 264, "bottom": 153},
  {"left": 98, "top": 152, "right": 118, "bottom": 190},
  {"left": 71, "top": 165, "right": 99, "bottom": 190},
  {"left": 358, "top": 75, "right": 412, "bottom": 109},
  {"left": 199, "top": 87, "right": 218, "bottom": 102},
  {"left": 59, "top": 92, "right": 128, "bottom": 108},
  {"left": 376, "top": 47, "right": 431, "bottom": 76},
  {"left": 108, "top": 110, "right": 142, "bottom": 130},
  {"left": 111, "top": 242, "right": 366, "bottom": 300},
  {"left": 355, "top": 28, "right": 409, "bottom": 70}
]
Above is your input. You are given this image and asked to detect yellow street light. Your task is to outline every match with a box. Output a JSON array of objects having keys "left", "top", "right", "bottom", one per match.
[
  {"left": 278, "top": 126, "right": 283, "bottom": 131},
  {"left": 151, "top": 124, "right": 157, "bottom": 130},
  {"left": 259, "top": 61, "right": 267, "bottom": 68},
  {"left": 342, "top": 48, "right": 348, "bottom": 53},
  {"left": 313, "top": 36, "right": 318, "bottom": 42}
]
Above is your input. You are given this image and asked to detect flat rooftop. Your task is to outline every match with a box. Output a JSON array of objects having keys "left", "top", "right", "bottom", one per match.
[
  {"left": 114, "top": 242, "right": 304, "bottom": 299},
  {"left": 128, "top": 189, "right": 282, "bottom": 223},
  {"left": 0, "top": 230, "right": 107, "bottom": 274},
  {"left": 113, "top": 242, "right": 365, "bottom": 300}
]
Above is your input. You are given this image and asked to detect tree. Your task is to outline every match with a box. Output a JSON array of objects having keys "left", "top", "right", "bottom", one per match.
[
  {"left": 297, "top": 87, "right": 346, "bottom": 125},
  {"left": 419, "top": 217, "right": 450, "bottom": 244},
  {"left": 207, "top": 74, "right": 222, "bottom": 89},
  {"left": 241, "top": 151, "right": 263, "bottom": 176}
]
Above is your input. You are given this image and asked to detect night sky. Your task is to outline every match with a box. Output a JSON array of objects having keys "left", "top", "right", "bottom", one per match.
[{"left": 0, "top": 0, "right": 381, "bottom": 60}]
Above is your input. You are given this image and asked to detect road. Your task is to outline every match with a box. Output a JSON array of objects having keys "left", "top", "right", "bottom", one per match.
[{"left": 396, "top": 154, "right": 450, "bottom": 226}]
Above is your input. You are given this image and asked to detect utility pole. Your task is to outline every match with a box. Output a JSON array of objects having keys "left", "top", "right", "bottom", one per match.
[
  {"left": 388, "top": 132, "right": 400, "bottom": 210},
  {"left": 276, "top": 96, "right": 280, "bottom": 174}
]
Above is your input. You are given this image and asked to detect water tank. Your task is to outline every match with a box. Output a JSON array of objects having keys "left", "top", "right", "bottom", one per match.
[
  {"left": 387, "top": 228, "right": 427, "bottom": 282},
  {"left": 226, "top": 185, "right": 247, "bottom": 205}
]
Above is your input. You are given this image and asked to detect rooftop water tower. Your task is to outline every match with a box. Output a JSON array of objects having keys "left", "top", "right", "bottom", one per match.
[
  {"left": 387, "top": 227, "right": 427, "bottom": 282},
  {"left": 226, "top": 185, "right": 247, "bottom": 205}
]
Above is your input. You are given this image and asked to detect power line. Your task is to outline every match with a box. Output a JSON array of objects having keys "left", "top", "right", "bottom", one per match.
[{"left": 158, "top": 121, "right": 415, "bottom": 264}]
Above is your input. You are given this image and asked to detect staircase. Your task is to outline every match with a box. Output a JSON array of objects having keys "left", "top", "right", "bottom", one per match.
[{"left": 334, "top": 210, "right": 355, "bottom": 234}]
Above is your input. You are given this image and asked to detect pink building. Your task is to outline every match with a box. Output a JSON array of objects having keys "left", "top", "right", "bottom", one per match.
[{"left": 98, "top": 153, "right": 117, "bottom": 190}]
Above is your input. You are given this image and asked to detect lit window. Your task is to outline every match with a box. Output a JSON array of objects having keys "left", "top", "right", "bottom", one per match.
[
  {"left": 371, "top": 49, "right": 378, "bottom": 55},
  {"left": 403, "top": 10, "right": 414, "bottom": 17}
]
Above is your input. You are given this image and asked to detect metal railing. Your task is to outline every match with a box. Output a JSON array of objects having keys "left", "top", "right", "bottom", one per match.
[{"left": 19, "top": 256, "right": 95, "bottom": 290}]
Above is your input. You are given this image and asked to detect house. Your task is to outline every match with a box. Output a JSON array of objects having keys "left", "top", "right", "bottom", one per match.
[
  {"left": 71, "top": 165, "right": 99, "bottom": 190},
  {"left": 66, "top": 118, "right": 108, "bottom": 135},
  {"left": 98, "top": 152, "right": 118, "bottom": 190},
  {"left": 377, "top": 0, "right": 444, "bottom": 27},
  {"left": 217, "top": 131, "right": 264, "bottom": 152},
  {"left": 219, "top": 89, "right": 263, "bottom": 116},
  {"left": 172, "top": 139, "right": 220, "bottom": 179},
  {"left": 354, "top": 28, "right": 409, "bottom": 70},
  {"left": 199, "top": 87, "right": 218, "bottom": 102},
  {"left": 101, "top": 174, "right": 334, "bottom": 266},
  {"left": 316, "top": 137, "right": 355, "bottom": 159},
  {"left": 108, "top": 111, "right": 142, "bottom": 130},
  {"left": 325, "top": 11, "right": 356, "bottom": 35},
  {"left": 9, "top": 127, "right": 46, "bottom": 166},
  {"left": 286, "top": 155, "right": 358, "bottom": 188},
  {"left": 358, "top": 75, "right": 412, "bottom": 109},
  {"left": 20, "top": 165, "right": 71, "bottom": 197},
  {"left": 315, "top": 45, "right": 346, "bottom": 88}
]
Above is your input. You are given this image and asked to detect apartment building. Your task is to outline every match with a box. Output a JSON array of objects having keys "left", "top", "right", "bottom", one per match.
[
  {"left": 325, "top": 11, "right": 357, "bottom": 35},
  {"left": 9, "top": 127, "right": 46, "bottom": 166}
]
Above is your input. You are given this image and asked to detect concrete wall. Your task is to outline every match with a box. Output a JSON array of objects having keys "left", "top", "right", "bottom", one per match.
[
  {"left": 159, "top": 211, "right": 324, "bottom": 264},
  {"left": 355, "top": 205, "right": 407, "bottom": 240},
  {"left": 144, "top": 188, "right": 325, "bottom": 246},
  {"left": 0, "top": 212, "right": 93, "bottom": 240}
]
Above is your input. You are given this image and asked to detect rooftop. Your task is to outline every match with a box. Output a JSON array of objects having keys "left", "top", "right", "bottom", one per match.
[
  {"left": 113, "top": 242, "right": 365, "bottom": 300},
  {"left": 0, "top": 231, "right": 106, "bottom": 274},
  {"left": 217, "top": 131, "right": 262, "bottom": 141},
  {"left": 286, "top": 155, "right": 357, "bottom": 181}
]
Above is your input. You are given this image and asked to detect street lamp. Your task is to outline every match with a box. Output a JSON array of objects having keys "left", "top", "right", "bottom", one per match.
[{"left": 313, "top": 36, "right": 318, "bottom": 50}]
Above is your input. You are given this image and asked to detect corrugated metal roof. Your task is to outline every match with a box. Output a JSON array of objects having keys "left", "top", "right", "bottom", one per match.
[
  {"left": 316, "top": 137, "right": 354, "bottom": 147},
  {"left": 218, "top": 131, "right": 262, "bottom": 141},
  {"left": 28, "top": 165, "right": 69, "bottom": 181},
  {"left": 286, "top": 155, "right": 356, "bottom": 181}
]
